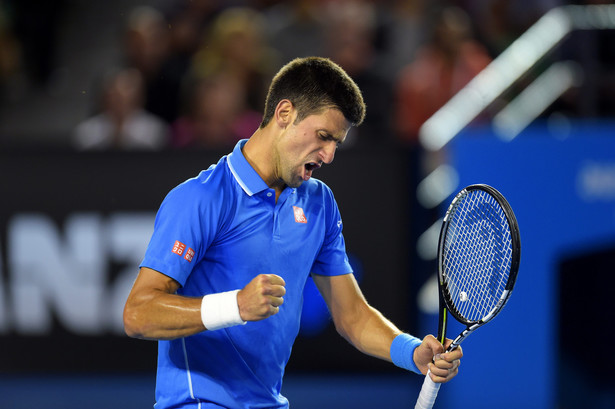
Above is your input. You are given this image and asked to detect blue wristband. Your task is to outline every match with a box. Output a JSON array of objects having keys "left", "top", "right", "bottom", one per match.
[{"left": 390, "top": 333, "right": 422, "bottom": 374}]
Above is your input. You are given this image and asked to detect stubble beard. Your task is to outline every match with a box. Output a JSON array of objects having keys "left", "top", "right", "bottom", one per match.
[{"left": 272, "top": 148, "right": 303, "bottom": 189}]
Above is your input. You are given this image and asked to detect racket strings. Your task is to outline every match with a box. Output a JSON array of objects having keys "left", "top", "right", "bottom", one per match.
[{"left": 442, "top": 190, "right": 513, "bottom": 322}]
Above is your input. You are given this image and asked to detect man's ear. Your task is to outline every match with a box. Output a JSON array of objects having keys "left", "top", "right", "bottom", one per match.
[{"left": 274, "top": 99, "right": 295, "bottom": 128}]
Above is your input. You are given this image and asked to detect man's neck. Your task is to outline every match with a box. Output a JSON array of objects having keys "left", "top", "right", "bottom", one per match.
[{"left": 242, "top": 128, "right": 285, "bottom": 199}]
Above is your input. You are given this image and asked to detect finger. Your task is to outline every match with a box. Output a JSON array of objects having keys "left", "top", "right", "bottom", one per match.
[
  {"left": 432, "top": 354, "right": 455, "bottom": 370},
  {"left": 428, "top": 362, "right": 459, "bottom": 383},
  {"left": 269, "top": 305, "right": 280, "bottom": 316},
  {"left": 266, "top": 274, "right": 286, "bottom": 286},
  {"left": 424, "top": 335, "right": 445, "bottom": 355},
  {"left": 427, "top": 365, "right": 448, "bottom": 383},
  {"left": 257, "top": 298, "right": 281, "bottom": 318},
  {"left": 442, "top": 340, "right": 463, "bottom": 358},
  {"left": 269, "top": 295, "right": 284, "bottom": 307},
  {"left": 266, "top": 284, "right": 286, "bottom": 297},
  {"left": 440, "top": 347, "right": 463, "bottom": 362},
  {"left": 414, "top": 335, "right": 446, "bottom": 374}
]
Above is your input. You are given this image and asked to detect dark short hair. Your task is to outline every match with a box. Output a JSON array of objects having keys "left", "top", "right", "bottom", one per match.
[{"left": 260, "top": 57, "right": 366, "bottom": 129}]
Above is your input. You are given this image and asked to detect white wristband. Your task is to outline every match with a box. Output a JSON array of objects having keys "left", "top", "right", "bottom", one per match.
[{"left": 200, "top": 290, "right": 246, "bottom": 331}]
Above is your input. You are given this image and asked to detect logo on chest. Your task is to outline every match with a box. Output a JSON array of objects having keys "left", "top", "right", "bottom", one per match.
[{"left": 292, "top": 206, "right": 307, "bottom": 224}]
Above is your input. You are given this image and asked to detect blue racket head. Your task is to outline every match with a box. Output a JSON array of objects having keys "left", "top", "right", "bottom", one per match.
[{"left": 437, "top": 184, "right": 521, "bottom": 327}]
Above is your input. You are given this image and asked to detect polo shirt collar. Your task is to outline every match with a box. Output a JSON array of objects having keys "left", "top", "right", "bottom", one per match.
[{"left": 227, "top": 139, "right": 270, "bottom": 196}]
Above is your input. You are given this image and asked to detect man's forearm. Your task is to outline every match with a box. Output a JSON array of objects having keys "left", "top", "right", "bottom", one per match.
[{"left": 124, "top": 290, "right": 205, "bottom": 340}]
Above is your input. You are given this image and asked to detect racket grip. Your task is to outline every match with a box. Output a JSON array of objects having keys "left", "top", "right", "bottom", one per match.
[{"left": 414, "top": 371, "right": 441, "bottom": 409}]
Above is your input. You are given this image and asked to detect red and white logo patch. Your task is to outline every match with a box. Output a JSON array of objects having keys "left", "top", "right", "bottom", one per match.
[
  {"left": 184, "top": 247, "right": 195, "bottom": 262},
  {"left": 172, "top": 240, "right": 186, "bottom": 256},
  {"left": 172, "top": 240, "right": 194, "bottom": 262},
  {"left": 293, "top": 206, "right": 307, "bottom": 224}
]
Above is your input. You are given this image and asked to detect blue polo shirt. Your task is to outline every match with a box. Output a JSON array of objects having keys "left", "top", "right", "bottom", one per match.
[{"left": 141, "top": 139, "right": 353, "bottom": 409}]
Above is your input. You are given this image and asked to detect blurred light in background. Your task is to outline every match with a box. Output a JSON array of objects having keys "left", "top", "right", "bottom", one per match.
[
  {"left": 419, "top": 4, "right": 615, "bottom": 152},
  {"left": 493, "top": 61, "right": 583, "bottom": 141},
  {"left": 416, "top": 164, "right": 459, "bottom": 209}
]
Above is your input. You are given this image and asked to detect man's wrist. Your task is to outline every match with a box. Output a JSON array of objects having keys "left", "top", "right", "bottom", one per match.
[
  {"left": 390, "top": 333, "right": 422, "bottom": 374},
  {"left": 200, "top": 290, "right": 247, "bottom": 330}
]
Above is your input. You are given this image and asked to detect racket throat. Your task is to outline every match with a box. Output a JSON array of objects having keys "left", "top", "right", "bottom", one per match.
[
  {"left": 437, "top": 307, "right": 448, "bottom": 345},
  {"left": 447, "top": 323, "right": 480, "bottom": 352}
]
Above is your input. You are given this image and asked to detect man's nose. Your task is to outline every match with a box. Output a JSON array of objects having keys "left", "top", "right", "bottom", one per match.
[{"left": 320, "top": 142, "right": 336, "bottom": 164}]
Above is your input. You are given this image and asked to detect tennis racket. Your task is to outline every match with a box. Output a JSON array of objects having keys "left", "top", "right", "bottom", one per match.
[{"left": 414, "top": 184, "right": 521, "bottom": 409}]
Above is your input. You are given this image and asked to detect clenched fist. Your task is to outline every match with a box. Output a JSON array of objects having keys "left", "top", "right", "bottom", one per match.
[{"left": 237, "top": 274, "right": 286, "bottom": 321}]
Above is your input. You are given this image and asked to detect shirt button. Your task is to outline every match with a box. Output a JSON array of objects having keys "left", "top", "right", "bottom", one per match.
[{"left": 267, "top": 192, "right": 273, "bottom": 197}]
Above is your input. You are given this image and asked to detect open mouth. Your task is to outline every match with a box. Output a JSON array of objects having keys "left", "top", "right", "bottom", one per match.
[
  {"left": 303, "top": 161, "right": 322, "bottom": 181},
  {"left": 305, "top": 162, "right": 321, "bottom": 172}
]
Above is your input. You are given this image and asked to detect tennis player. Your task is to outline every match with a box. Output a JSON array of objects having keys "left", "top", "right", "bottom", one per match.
[{"left": 123, "top": 56, "right": 462, "bottom": 409}]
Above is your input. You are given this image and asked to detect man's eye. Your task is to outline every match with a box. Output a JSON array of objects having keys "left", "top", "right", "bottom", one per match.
[{"left": 319, "top": 133, "right": 342, "bottom": 147}]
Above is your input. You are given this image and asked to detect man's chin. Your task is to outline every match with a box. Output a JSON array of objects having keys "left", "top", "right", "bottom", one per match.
[
  {"left": 286, "top": 176, "right": 304, "bottom": 189},
  {"left": 287, "top": 180, "right": 304, "bottom": 189}
]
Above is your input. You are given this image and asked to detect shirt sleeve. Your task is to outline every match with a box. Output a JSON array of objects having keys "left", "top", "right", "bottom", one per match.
[
  {"left": 310, "top": 186, "right": 353, "bottom": 277},
  {"left": 140, "top": 176, "right": 219, "bottom": 286}
]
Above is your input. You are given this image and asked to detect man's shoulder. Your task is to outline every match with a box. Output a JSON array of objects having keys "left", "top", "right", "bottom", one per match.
[{"left": 167, "top": 156, "right": 233, "bottom": 202}]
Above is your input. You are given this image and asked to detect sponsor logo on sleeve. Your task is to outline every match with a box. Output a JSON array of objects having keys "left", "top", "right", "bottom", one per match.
[
  {"left": 184, "top": 247, "right": 195, "bottom": 262},
  {"left": 172, "top": 240, "right": 194, "bottom": 262},
  {"left": 172, "top": 240, "right": 186, "bottom": 256}
]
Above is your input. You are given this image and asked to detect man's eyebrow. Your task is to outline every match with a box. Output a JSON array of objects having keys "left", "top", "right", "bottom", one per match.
[{"left": 320, "top": 131, "right": 345, "bottom": 144}]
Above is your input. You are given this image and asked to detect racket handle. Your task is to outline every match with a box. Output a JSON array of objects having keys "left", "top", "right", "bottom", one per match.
[{"left": 414, "top": 371, "right": 441, "bottom": 409}]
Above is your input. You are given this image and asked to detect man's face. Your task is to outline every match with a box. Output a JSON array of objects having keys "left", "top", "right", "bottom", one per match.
[{"left": 274, "top": 108, "right": 350, "bottom": 188}]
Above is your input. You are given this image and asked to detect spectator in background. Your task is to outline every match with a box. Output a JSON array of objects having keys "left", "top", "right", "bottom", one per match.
[
  {"left": 121, "top": 6, "right": 175, "bottom": 123},
  {"left": 123, "top": 6, "right": 170, "bottom": 84},
  {"left": 72, "top": 68, "right": 169, "bottom": 150},
  {"left": 263, "top": 0, "right": 326, "bottom": 63},
  {"left": 322, "top": 0, "right": 394, "bottom": 148},
  {"left": 188, "top": 7, "right": 280, "bottom": 114},
  {"left": 381, "top": 0, "right": 429, "bottom": 77},
  {"left": 394, "top": 6, "right": 492, "bottom": 146},
  {"left": 143, "top": 0, "right": 224, "bottom": 124},
  {"left": 171, "top": 71, "right": 261, "bottom": 149}
]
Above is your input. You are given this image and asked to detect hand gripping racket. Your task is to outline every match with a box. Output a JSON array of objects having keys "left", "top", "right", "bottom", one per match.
[{"left": 414, "top": 184, "right": 521, "bottom": 409}]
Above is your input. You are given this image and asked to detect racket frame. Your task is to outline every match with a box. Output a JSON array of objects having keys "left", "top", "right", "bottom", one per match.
[
  {"left": 436, "top": 184, "right": 521, "bottom": 352},
  {"left": 415, "top": 183, "right": 521, "bottom": 409}
]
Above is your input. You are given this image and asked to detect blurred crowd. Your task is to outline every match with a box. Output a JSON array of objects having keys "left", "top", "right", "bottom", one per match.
[{"left": 0, "top": 0, "right": 613, "bottom": 152}]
